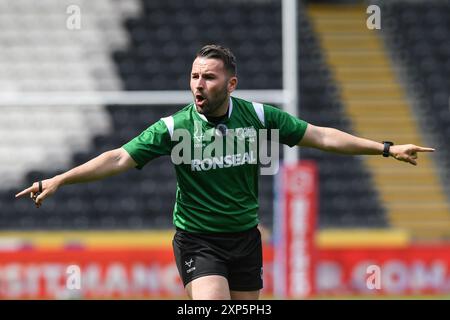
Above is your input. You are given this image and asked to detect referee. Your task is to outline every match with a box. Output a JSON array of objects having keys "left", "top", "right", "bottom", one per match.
[{"left": 16, "top": 45, "right": 435, "bottom": 300}]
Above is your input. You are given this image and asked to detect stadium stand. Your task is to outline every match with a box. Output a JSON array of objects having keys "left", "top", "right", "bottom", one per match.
[
  {"left": 298, "top": 2, "right": 386, "bottom": 228},
  {"left": 0, "top": 0, "right": 142, "bottom": 189},
  {"left": 385, "top": 0, "right": 450, "bottom": 238},
  {"left": 308, "top": 2, "right": 450, "bottom": 239},
  {"left": 0, "top": 0, "right": 138, "bottom": 228},
  {"left": 0, "top": 0, "right": 389, "bottom": 230},
  {"left": 382, "top": 1, "right": 450, "bottom": 206}
]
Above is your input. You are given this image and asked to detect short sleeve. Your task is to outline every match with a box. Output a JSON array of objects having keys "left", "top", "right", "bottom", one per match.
[
  {"left": 264, "top": 105, "right": 308, "bottom": 147},
  {"left": 122, "top": 119, "right": 172, "bottom": 169}
]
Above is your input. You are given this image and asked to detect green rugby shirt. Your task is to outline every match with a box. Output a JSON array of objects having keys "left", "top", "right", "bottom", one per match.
[{"left": 123, "top": 96, "right": 308, "bottom": 233}]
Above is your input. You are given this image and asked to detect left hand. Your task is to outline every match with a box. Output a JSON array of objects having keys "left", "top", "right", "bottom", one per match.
[{"left": 389, "top": 144, "right": 435, "bottom": 166}]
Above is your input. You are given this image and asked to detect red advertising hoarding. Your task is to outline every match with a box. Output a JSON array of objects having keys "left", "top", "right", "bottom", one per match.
[
  {"left": 3, "top": 244, "right": 450, "bottom": 298},
  {"left": 317, "top": 246, "right": 450, "bottom": 296},
  {"left": 0, "top": 247, "right": 273, "bottom": 299}
]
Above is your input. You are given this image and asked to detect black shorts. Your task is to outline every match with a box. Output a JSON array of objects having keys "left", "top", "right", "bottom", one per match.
[{"left": 172, "top": 226, "right": 263, "bottom": 291}]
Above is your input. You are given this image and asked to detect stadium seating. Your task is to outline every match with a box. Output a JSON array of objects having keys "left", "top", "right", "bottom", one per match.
[
  {"left": 383, "top": 1, "right": 450, "bottom": 237},
  {"left": 383, "top": 1, "right": 450, "bottom": 197},
  {"left": 307, "top": 1, "right": 450, "bottom": 238},
  {"left": 0, "top": 0, "right": 131, "bottom": 197},
  {"left": 1, "top": 0, "right": 391, "bottom": 230},
  {"left": 298, "top": 3, "right": 386, "bottom": 227}
]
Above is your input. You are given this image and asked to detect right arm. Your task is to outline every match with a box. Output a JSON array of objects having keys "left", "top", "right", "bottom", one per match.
[{"left": 15, "top": 147, "right": 137, "bottom": 207}]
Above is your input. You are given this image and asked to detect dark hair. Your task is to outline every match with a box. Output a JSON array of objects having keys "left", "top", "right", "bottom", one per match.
[{"left": 196, "top": 44, "right": 237, "bottom": 76}]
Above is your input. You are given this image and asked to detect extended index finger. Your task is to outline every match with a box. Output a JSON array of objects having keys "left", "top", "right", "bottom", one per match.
[
  {"left": 414, "top": 146, "right": 435, "bottom": 152},
  {"left": 15, "top": 185, "right": 36, "bottom": 198}
]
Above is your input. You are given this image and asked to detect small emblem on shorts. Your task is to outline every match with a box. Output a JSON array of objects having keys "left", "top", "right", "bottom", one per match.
[
  {"left": 185, "top": 258, "right": 196, "bottom": 274},
  {"left": 185, "top": 258, "right": 194, "bottom": 268}
]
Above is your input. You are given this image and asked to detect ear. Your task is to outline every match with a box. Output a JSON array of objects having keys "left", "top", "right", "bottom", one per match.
[{"left": 227, "top": 76, "right": 238, "bottom": 93}]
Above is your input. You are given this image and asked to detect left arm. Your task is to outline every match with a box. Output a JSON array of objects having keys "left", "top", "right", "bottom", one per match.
[{"left": 298, "top": 124, "right": 435, "bottom": 166}]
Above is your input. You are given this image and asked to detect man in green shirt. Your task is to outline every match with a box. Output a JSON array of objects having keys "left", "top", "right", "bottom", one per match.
[{"left": 16, "top": 45, "right": 435, "bottom": 300}]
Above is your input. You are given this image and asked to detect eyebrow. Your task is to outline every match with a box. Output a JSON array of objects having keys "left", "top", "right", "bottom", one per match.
[{"left": 191, "top": 71, "right": 217, "bottom": 76}]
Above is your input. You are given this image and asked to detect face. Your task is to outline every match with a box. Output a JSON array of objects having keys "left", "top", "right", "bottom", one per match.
[{"left": 190, "top": 57, "right": 237, "bottom": 116}]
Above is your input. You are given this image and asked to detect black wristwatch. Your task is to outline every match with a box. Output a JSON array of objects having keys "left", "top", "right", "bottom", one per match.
[{"left": 382, "top": 141, "right": 394, "bottom": 157}]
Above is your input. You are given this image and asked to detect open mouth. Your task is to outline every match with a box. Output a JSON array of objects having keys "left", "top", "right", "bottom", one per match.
[{"left": 195, "top": 93, "right": 206, "bottom": 106}]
